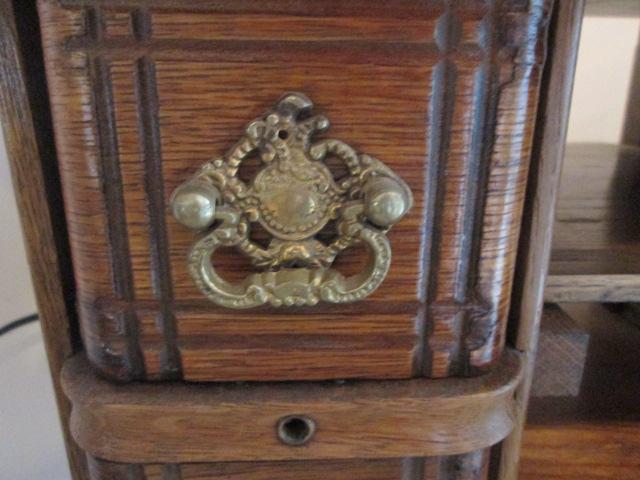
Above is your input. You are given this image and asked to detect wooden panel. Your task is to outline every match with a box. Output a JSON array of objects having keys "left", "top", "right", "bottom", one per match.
[
  {"left": 545, "top": 144, "right": 640, "bottom": 302},
  {"left": 549, "top": 144, "right": 640, "bottom": 276},
  {"left": 545, "top": 274, "right": 640, "bottom": 303},
  {"left": 174, "top": 459, "right": 406, "bottom": 480},
  {"left": 151, "top": 13, "right": 441, "bottom": 43},
  {"left": 0, "top": 1, "right": 88, "bottom": 479},
  {"left": 39, "top": 0, "right": 553, "bottom": 381},
  {"left": 89, "top": 455, "right": 491, "bottom": 480},
  {"left": 62, "top": 350, "right": 521, "bottom": 464},
  {"left": 519, "top": 303, "right": 640, "bottom": 479},
  {"left": 527, "top": 304, "right": 640, "bottom": 424}
]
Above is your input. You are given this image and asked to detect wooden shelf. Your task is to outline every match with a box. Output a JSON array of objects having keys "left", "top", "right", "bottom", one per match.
[
  {"left": 586, "top": 0, "right": 640, "bottom": 17},
  {"left": 520, "top": 303, "right": 640, "bottom": 479},
  {"left": 545, "top": 143, "right": 640, "bottom": 302}
]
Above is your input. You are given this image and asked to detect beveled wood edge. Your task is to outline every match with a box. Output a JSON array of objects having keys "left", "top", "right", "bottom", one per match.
[
  {"left": 499, "top": 0, "right": 585, "bottom": 479},
  {"left": 62, "top": 349, "right": 522, "bottom": 464},
  {"left": 544, "top": 274, "right": 640, "bottom": 303}
]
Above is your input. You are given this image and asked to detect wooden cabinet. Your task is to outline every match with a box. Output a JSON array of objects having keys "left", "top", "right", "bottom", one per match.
[{"left": 0, "top": 1, "right": 586, "bottom": 479}]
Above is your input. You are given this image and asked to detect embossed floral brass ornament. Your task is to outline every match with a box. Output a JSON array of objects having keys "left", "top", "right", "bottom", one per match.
[{"left": 171, "top": 93, "right": 413, "bottom": 308}]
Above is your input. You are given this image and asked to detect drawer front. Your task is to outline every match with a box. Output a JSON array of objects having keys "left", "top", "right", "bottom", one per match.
[
  {"left": 39, "top": 0, "right": 552, "bottom": 381},
  {"left": 65, "top": 355, "right": 521, "bottom": 480}
]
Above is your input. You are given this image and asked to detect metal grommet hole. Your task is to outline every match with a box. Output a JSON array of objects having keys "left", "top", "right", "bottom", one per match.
[
  {"left": 277, "top": 129, "right": 289, "bottom": 140},
  {"left": 277, "top": 415, "right": 316, "bottom": 446}
]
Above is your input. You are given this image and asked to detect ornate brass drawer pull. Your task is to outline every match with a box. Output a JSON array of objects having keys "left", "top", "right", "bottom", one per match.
[{"left": 171, "top": 93, "right": 412, "bottom": 309}]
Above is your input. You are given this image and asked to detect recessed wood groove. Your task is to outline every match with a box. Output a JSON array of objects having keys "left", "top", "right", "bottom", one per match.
[
  {"left": 458, "top": 0, "right": 500, "bottom": 376},
  {"left": 423, "top": 4, "right": 458, "bottom": 377},
  {"left": 131, "top": 7, "right": 151, "bottom": 41},
  {"left": 87, "top": 7, "right": 144, "bottom": 377},
  {"left": 133, "top": 8, "right": 181, "bottom": 379}
]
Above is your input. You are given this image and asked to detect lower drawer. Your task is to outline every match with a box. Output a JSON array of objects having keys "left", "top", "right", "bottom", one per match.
[
  {"left": 88, "top": 453, "right": 491, "bottom": 480},
  {"left": 62, "top": 351, "right": 521, "bottom": 479}
]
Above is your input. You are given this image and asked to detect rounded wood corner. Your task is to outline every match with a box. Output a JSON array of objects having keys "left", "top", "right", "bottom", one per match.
[{"left": 61, "top": 349, "right": 523, "bottom": 464}]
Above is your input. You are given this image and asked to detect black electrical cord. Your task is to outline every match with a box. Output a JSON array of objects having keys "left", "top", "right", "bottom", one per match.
[{"left": 0, "top": 313, "right": 39, "bottom": 337}]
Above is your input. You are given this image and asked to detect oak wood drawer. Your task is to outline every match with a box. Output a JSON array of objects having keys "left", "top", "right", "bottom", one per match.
[{"left": 38, "top": 0, "right": 553, "bottom": 382}]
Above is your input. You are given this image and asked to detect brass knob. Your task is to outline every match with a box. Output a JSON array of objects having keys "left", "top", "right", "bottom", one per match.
[
  {"left": 364, "top": 176, "right": 411, "bottom": 227},
  {"left": 171, "top": 181, "right": 220, "bottom": 231},
  {"left": 171, "top": 92, "right": 413, "bottom": 309}
]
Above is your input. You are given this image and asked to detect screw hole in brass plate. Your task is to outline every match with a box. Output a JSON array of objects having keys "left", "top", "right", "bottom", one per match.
[
  {"left": 277, "top": 129, "right": 289, "bottom": 140},
  {"left": 277, "top": 415, "right": 316, "bottom": 446}
]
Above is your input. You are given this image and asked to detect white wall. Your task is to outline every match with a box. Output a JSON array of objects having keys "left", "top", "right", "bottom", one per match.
[
  {"left": 567, "top": 16, "right": 640, "bottom": 144},
  {"left": 0, "top": 133, "right": 70, "bottom": 480},
  {"left": 0, "top": 127, "right": 37, "bottom": 322}
]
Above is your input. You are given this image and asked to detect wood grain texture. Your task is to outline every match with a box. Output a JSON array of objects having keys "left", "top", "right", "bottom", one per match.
[
  {"left": 520, "top": 303, "right": 640, "bottom": 479},
  {"left": 0, "top": 1, "right": 88, "bottom": 479},
  {"left": 545, "top": 144, "right": 640, "bottom": 302},
  {"left": 38, "top": 0, "right": 554, "bottom": 383},
  {"left": 62, "top": 349, "right": 521, "bottom": 464},
  {"left": 545, "top": 274, "right": 640, "bottom": 303},
  {"left": 497, "top": 1, "right": 585, "bottom": 478},
  {"left": 88, "top": 454, "right": 492, "bottom": 480},
  {"left": 521, "top": 423, "right": 640, "bottom": 480}
]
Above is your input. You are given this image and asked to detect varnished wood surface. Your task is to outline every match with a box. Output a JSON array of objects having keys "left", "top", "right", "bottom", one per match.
[
  {"left": 38, "top": 0, "right": 554, "bottom": 382},
  {"left": 62, "top": 349, "right": 521, "bottom": 464},
  {"left": 520, "top": 303, "right": 640, "bottom": 478},
  {"left": 497, "top": 1, "right": 585, "bottom": 478},
  {"left": 0, "top": 1, "right": 87, "bottom": 479},
  {"left": 546, "top": 143, "right": 640, "bottom": 302},
  {"left": 87, "top": 452, "right": 491, "bottom": 480}
]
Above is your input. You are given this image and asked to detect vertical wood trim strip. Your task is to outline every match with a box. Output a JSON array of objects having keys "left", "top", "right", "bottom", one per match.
[
  {"left": 0, "top": 1, "right": 88, "bottom": 478},
  {"left": 457, "top": 0, "right": 499, "bottom": 375},
  {"left": 497, "top": 1, "right": 585, "bottom": 479},
  {"left": 87, "top": 7, "right": 144, "bottom": 377},
  {"left": 421, "top": 6, "right": 458, "bottom": 377},
  {"left": 133, "top": 9, "right": 181, "bottom": 379},
  {"left": 466, "top": 0, "right": 555, "bottom": 372}
]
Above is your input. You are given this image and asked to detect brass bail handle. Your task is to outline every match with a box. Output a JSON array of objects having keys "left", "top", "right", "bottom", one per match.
[{"left": 171, "top": 92, "right": 413, "bottom": 309}]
